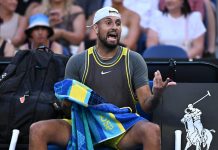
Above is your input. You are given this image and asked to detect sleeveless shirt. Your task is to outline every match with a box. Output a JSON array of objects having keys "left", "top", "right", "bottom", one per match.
[{"left": 82, "top": 47, "right": 137, "bottom": 112}]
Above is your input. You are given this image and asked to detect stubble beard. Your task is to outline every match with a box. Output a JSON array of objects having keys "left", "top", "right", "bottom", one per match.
[{"left": 98, "top": 33, "right": 120, "bottom": 52}]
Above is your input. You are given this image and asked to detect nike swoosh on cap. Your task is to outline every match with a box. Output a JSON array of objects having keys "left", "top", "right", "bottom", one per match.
[{"left": 101, "top": 71, "right": 111, "bottom": 75}]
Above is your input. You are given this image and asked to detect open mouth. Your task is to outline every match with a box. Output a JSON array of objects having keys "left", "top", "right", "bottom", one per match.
[{"left": 107, "top": 32, "right": 118, "bottom": 41}]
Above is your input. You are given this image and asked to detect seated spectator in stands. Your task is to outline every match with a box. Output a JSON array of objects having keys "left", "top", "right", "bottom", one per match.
[
  {"left": 31, "top": 0, "right": 86, "bottom": 56},
  {"left": 159, "top": 0, "right": 216, "bottom": 57},
  {"left": 0, "top": 0, "right": 27, "bottom": 47},
  {"left": 88, "top": 1, "right": 141, "bottom": 50},
  {"left": 146, "top": 0, "right": 206, "bottom": 59},
  {"left": 20, "top": 14, "right": 62, "bottom": 54}
]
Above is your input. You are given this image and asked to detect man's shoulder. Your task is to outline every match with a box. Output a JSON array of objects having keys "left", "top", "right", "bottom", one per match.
[
  {"left": 73, "top": 50, "right": 86, "bottom": 58},
  {"left": 128, "top": 49, "right": 144, "bottom": 60},
  {"left": 68, "top": 50, "right": 86, "bottom": 63},
  {"left": 125, "top": 48, "right": 147, "bottom": 68}
]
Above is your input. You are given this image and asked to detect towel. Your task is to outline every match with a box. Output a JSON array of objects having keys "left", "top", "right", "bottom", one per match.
[{"left": 54, "top": 79, "right": 145, "bottom": 150}]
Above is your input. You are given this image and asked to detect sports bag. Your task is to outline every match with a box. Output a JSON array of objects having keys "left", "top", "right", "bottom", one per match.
[{"left": 0, "top": 46, "right": 69, "bottom": 145}]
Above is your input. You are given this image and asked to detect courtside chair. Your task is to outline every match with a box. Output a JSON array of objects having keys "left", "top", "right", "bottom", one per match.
[{"left": 142, "top": 45, "right": 188, "bottom": 59}]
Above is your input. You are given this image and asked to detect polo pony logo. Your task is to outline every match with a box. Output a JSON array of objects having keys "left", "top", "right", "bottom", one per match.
[{"left": 181, "top": 91, "right": 216, "bottom": 150}]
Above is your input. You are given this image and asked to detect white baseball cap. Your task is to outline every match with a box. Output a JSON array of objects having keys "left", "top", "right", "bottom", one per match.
[{"left": 87, "top": 7, "right": 121, "bottom": 27}]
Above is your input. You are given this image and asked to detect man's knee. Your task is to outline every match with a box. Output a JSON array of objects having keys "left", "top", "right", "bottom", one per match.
[
  {"left": 142, "top": 122, "right": 160, "bottom": 137},
  {"left": 30, "top": 119, "right": 71, "bottom": 145},
  {"left": 118, "top": 121, "right": 160, "bottom": 148},
  {"left": 147, "top": 122, "right": 160, "bottom": 133},
  {"left": 29, "top": 121, "right": 47, "bottom": 139}
]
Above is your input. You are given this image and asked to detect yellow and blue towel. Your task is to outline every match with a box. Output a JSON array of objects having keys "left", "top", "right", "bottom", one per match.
[{"left": 54, "top": 79, "right": 145, "bottom": 150}]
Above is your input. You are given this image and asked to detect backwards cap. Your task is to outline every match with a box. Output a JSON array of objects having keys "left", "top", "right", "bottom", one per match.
[{"left": 88, "top": 7, "right": 121, "bottom": 27}]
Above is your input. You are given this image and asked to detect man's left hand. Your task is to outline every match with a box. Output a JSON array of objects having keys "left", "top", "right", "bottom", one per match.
[{"left": 152, "top": 70, "right": 177, "bottom": 98}]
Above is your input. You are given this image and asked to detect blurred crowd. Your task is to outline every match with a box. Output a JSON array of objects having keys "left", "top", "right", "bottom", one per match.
[{"left": 0, "top": 0, "right": 217, "bottom": 59}]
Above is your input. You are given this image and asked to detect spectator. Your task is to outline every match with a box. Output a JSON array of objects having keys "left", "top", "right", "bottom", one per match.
[
  {"left": 0, "top": 0, "right": 27, "bottom": 47},
  {"left": 28, "top": 7, "right": 176, "bottom": 150},
  {"left": 146, "top": 0, "right": 206, "bottom": 59},
  {"left": 159, "top": 0, "right": 217, "bottom": 58},
  {"left": 31, "top": 0, "right": 86, "bottom": 56},
  {"left": 20, "top": 14, "right": 62, "bottom": 54}
]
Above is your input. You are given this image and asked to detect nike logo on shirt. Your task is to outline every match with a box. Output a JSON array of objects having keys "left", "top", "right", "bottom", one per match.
[{"left": 101, "top": 71, "right": 111, "bottom": 75}]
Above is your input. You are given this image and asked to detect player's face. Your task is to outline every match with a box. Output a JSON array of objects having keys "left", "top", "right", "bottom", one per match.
[{"left": 95, "top": 16, "right": 121, "bottom": 49}]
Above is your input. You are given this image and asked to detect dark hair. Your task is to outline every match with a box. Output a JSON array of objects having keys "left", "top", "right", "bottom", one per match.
[{"left": 163, "top": 0, "right": 192, "bottom": 17}]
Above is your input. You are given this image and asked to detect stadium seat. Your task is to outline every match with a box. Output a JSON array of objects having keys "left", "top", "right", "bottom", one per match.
[{"left": 142, "top": 45, "right": 188, "bottom": 59}]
